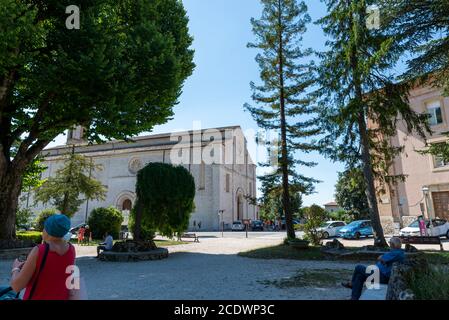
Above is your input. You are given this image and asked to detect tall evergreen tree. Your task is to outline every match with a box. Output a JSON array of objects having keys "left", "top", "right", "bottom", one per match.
[
  {"left": 381, "top": 0, "right": 449, "bottom": 94},
  {"left": 245, "top": 0, "right": 320, "bottom": 239},
  {"left": 316, "top": 0, "right": 430, "bottom": 247}
]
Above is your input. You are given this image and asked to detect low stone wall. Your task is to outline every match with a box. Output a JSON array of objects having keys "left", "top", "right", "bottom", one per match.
[
  {"left": 99, "top": 248, "right": 169, "bottom": 262},
  {"left": 386, "top": 258, "right": 428, "bottom": 300},
  {"left": 0, "top": 247, "right": 33, "bottom": 260},
  {"left": 380, "top": 216, "right": 395, "bottom": 236}
]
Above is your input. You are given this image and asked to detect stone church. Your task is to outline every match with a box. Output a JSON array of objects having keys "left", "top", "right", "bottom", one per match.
[{"left": 27, "top": 125, "right": 258, "bottom": 231}]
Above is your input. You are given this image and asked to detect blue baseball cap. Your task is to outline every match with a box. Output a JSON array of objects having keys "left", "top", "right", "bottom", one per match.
[{"left": 44, "top": 214, "right": 71, "bottom": 238}]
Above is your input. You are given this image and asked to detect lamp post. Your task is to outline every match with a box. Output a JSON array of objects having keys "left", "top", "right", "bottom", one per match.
[{"left": 218, "top": 210, "right": 225, "bottom": 237}]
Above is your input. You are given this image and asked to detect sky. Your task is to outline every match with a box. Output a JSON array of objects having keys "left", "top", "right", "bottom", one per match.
[{"left": 48, "top": 0, "right": 345, "bottom": 207}]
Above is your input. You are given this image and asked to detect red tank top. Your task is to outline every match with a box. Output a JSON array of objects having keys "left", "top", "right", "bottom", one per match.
[{"left": 24, "top": 243, "right": 76, "bottom": 300}]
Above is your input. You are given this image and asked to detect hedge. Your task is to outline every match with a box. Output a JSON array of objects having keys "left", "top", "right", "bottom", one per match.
[{"left": 16, "top": 231, "right": 42, "bottom": 244}]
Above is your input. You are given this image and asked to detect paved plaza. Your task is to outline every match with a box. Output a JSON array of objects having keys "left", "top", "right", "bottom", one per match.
[{"left": 1, "top": 232, "right": 447, "bottom": 300}]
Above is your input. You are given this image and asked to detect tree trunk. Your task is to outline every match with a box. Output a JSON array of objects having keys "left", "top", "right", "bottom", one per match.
[
  {"left": 133, "top": 200, "right": 143, "bottom": 241},
  {"left": 0, "top": 171, "right": 24, "bottom": 240},
  {"left": 277, "top": 0, "right": 295, "bottom": 240},
  {"left": 357, "top": 113, "right": 388, "bottom": 248}
]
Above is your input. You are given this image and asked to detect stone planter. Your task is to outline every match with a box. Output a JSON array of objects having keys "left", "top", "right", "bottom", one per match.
[{"left": 288, "top": 240, "right": 310, "bottom": 249}]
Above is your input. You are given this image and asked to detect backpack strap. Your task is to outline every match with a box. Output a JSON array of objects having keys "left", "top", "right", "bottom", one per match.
[{"left": 28, "top": 243, "right": 50, "bottom": 300}]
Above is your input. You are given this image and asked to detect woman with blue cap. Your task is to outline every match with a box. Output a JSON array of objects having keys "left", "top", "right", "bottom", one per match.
[{"left": 9, "top": 214, "right": 76, "bottom": 300}]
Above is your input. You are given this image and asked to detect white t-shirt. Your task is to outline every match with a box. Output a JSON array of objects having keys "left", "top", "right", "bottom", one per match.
[{"left": 105, "top": 235, "right": 113, "bottom": 250}]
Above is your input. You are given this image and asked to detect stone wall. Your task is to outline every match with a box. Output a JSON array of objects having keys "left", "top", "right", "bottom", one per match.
[{"left": 380, "top": 216, "right": 395, "bottom": 236}]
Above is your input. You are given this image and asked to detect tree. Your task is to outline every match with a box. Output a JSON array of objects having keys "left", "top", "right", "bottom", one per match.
[
  {"left": 0, "top": 0, "right": 194, "bottom": 240},
  {"left": 381, "top": 0, "right": 449, "bottom": 94},
  {"left": 133, "top": 163, "right": 196, "bottom": 241},
  {"left": 259, "top": 183, "right": 303, "bottom": 222},
  {"left": 315, "top": 0, "right": 430, "bottom": 247},
  {"left": 88, "top": 207, "right": 123, "bottom": 240},
  {"left": 302, "top": 204, "right": 327, "bottom": 245},
  {"left": 245, "top": 0, "right": 320, "bottom": 240},
  {"left": 335, "top": 167, "right": 370, "bottom": 220},
  {"left": 34, "top": 152, "right": 107, "bottom": 217}
]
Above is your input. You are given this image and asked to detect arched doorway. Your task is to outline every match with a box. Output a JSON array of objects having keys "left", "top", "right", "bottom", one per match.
[{"left": 122, "top": 199, "right": 132, "bottom": 211}]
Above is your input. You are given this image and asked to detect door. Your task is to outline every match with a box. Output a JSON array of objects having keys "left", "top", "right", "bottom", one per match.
[{"left": 431, "top": 191, "right": 449, "bottom": 220}]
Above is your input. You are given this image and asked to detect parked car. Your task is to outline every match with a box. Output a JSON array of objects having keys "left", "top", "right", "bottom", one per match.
[
  {"left": 337, "top": 220, "right": 373, "bottom": 239},
  {"left": 399, "top": 218, "right": 449, "bottom": 238},
  {"left": 231, "top": 220, "right": 246, "bottom": 231},
  {"left": 250, "top": 220, "right": 264, "bottom": 231},
  {"left": 317, "top": 221, "right": 346, "bottom": 239}
]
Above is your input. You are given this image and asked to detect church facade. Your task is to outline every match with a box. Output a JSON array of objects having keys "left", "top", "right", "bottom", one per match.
[{"left": 28, "top": 126, "right": 258, "bottom": 231}]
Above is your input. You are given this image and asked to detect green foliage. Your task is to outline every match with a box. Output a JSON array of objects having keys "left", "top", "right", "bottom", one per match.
[
  {"left": 88, "top": 207, "right": 124, "bottom": 239},
  {"left": 35, "top": 153, "right": 107, "bottom": 217},
  {"left": 259, "top": 187, "right": 303, "bottom": 222},
  {"left": 134, "top": 163, "right": 196, "bottom": 239},
  {"left": 328, "top": 209, "right": 354, "bottom": 224},
  {"left": 16, "top": 231, "right": 42, "bottom": 244},
  {"left": 409, "top": 266, "right": 449, "bottom": 300},
  {"left": 15, "top": 208, "right": 34, "bottom": 228},
  {"left": 245, "top": 0, "right": 320, "bottom": 239},
  {"left": 382, "top": 0, "right": 449, "bottom": 95},
  {"left": 334, "top": 167, "right": 370, "bottom": 220},
  {"left": 129, "top": 208, "right": 155, "bottom": 241},
  {"left": 0, "top": 0, "right": 194, "bottom": 239},
  {"left": 315, "top": 0, "right": 430, "bottom": 247},
  {"left": 34, "top": 208, "right": 59, "bottom": 232},
  {"left": 302, "top": 205, "right": 327, "bottom": 246}
]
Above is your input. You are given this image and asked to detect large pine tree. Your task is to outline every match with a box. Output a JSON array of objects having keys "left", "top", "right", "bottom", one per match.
[
  {"left": 245, "top": 0, "right": 320, "bottom": 239},
  {"left": 316, "top": 0, "right": 430, "bottom": 247},
  {"left": 382, "top": 0, "right": 449, "bottom": 93}
]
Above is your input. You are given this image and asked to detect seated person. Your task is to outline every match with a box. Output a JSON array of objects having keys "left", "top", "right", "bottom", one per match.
[
  {"left": 342, "top": 237, "right": 405, "bottom": 300},
  {"left": 96, "top": 232, "right": 113, "bottom": 257}
]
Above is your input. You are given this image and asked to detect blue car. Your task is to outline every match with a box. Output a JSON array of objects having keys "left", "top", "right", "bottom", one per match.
[{"left": 337, "top": 220, "right": 373, "bottom": 239}]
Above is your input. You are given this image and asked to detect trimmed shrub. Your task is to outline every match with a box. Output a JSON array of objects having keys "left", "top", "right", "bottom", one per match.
[
  {"left": 129, "top": 208, "right": 155, "bottom": 241},
  {"left": 16, "top": 231, "right": 42, "bottom": 244},
  {"left": 88, "top": 207, "right": 123, "bottom": 239},
  {"left": 16, "top": 208, "right": 34, "bottom": 229},
  {"left": 302, "top": 205, "right": 327, "bottom": 246},
  {"left": 34, "top": 208, "right": 59, "bottom": 231}
]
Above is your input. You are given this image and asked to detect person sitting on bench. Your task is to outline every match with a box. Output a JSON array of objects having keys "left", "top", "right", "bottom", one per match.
[
  {"left": 97, "top": 232, "right": 113, "bottom": 257},
  {"left": 341, "top": 237, "right": 405, "bottom": 300}
]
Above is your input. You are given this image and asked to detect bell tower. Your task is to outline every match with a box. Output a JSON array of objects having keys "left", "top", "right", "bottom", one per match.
[{"left": 66, "top": 125, "right": 86, "bottom": 145}]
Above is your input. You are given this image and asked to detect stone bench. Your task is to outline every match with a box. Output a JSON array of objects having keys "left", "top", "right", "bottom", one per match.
[
  {"left": 98, "top": 247, "right": 169, "bottom": 262},
  {"left": 359, "top": 284, "right": 388, "bottom": 300},
  {"left": 177, "top": 233, "right": 199, "bottom": 243}
]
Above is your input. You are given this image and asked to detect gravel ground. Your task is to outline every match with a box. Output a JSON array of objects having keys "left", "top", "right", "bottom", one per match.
[{"left": 0, "top": 232, "right": 358, "bottom": 300}]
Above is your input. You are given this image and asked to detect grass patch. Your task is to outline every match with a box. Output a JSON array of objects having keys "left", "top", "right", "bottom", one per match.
[
  {"left": 421, "top": 251, "right": 449, "bottom": 265},
  {"left": 409, "top": 265, "right": 449, "bottom": 300},
  {"left": 259, "top": 269, "right": 353, "bottom": 289},
  {"left": 154, "top": 239, "right": 189, "bottom": 247},
  {"left": 239, "top": 244, "right": 359, "bottom": 261}
]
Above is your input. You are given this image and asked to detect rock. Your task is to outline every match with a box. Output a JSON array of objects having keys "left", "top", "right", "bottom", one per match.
[
  {"left": 386, "top": 258, "right": 428, "bottom": 300},
  {"left": 324, "top": 239, "right": 345, "bottom": 250},
  {"left": 405, "top": 244, "right": 418, "bottom": 253}
]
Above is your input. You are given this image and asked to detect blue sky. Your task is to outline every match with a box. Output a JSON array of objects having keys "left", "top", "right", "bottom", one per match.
[{"left": 49, "top": 0, "right": 345, "bottom": 207}]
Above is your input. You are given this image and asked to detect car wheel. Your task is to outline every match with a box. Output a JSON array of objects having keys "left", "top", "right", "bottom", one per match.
[
  {"left": 355, "top": 232, "right": 361, "bottom": 240},
  {"left": 322, "top": 231, "right": 329, "bottom": 239},
  {"left": 446, "top": 230, "right": 449, "bottom": 240}
]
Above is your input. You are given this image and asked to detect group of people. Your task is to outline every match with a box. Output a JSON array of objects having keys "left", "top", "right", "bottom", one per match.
[
  {"left": 1, "top": 214, "right": 115, "bottom": 300},
  {"left": 2, "top": 213, "right": 406, "bottom": 300},
  {"left": 76, "top": 225, "right": 92, "bottom": 245}
]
